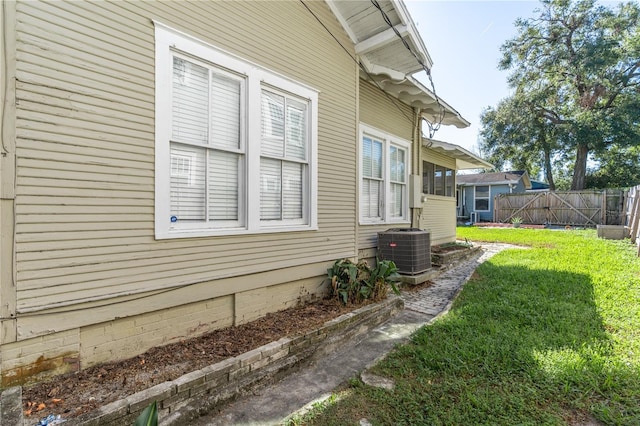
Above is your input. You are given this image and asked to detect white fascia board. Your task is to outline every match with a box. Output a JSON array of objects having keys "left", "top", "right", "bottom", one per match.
[
  {"left": 392, "top": 0, "right": 433, "bottom": 69},
  {"left": 324, "top": 1, "right": 359, "bottom": 44}
]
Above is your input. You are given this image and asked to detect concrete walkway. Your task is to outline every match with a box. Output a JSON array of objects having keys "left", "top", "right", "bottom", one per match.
[{"left": 192, "top": 243, "right": 516, "bottom": 425}]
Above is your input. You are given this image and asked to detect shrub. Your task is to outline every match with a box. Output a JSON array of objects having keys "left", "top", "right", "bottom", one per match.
[{"left": 327, "top": 258, "right": 400, "bottom": 305}]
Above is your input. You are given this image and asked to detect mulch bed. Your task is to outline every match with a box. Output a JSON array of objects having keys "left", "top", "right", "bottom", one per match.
[
  {"left": 20, "top": 243, "right": 479, "bottom": 423},
  {"left": 22, "top": 298, "right": 357, "bottom": 422}
]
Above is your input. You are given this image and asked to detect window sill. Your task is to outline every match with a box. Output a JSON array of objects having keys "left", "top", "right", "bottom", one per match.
[
  {"left": 422, "top": 194, "right": 455, "bottom": 201},
  {"left": 359, "top": 219, "right": 411, "bottom": 226},
  {"left": 156, "top": 224, "right": 318, "bottom": 240}
]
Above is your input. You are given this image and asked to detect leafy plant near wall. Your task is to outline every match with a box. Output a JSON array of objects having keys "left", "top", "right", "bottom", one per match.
[
  {"left": 327, "top": 259, "right": 400, "bottom": 305},
  {"left": 134, "top": 401, "right": 157, "bottom": 426}
]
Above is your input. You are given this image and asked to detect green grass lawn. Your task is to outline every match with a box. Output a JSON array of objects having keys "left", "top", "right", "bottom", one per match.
[{"left": 292, "top": 228, "right": 640, "bottom": 425}]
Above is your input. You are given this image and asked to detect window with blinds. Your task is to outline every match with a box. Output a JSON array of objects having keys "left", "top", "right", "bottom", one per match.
[
  {"left": 362, "top": 136, "right": 383, "bottom": 220},
  {"left": 155, "top": 24, "right": 318, "bottom": 238},
  {"left": 170, "top": 57, "right": 243, "bottom": 225},
  {"left": 389, "top": 146, "right": 406, "bottom": 218},
  {"left": 475, "top": 185, "right": 490, "bottom": 211},
  {"left": 260, "top": 89, "right": 308, "bottom": 222},
  {"left": 359, "top": 125, "right": 410, "bottom": 224}
]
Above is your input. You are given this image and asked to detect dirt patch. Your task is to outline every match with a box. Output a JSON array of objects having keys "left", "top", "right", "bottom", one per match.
[
  {"left": 22, "top": 298, "right": 358, "bottom": 422},
  {"left": 400, "top": 280, "right": 434, "bottom": 293},
  {"left": 431, "top": 243, "right": 472, "bottom": 254}
]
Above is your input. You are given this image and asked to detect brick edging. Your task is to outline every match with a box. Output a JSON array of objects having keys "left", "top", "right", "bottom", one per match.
[{"left": 63, "top": 296, "right": 404, "bottom": 426}]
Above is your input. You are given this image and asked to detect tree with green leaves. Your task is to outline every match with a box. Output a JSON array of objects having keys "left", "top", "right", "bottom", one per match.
[
  {"left": 479, "top": 95, "right": 561, "bottom": 190},
  {"left": 482, "top": 0, "right": 640, "bottom": 190}
]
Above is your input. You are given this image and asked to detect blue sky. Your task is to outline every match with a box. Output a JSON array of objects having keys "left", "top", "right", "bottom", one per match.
[{"left": 405, "top": 1, "right": 540, "bottom": 153}]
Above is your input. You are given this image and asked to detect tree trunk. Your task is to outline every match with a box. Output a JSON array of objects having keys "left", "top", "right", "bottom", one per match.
[
  {"left": 571, "top": 144, "right": 589, "bottom": 190},
  {"left": 544, "top": 147, "right": 556, "bottom": 191}
]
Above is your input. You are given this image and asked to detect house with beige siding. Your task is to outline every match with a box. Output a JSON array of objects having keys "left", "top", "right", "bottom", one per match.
[{"left": 0, "top": 0, "right": 489, "bottom": 386}]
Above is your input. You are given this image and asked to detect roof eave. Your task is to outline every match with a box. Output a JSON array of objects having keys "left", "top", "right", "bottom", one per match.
[
  {"left": 326, "top": 0, "right": 433, "bottom": 75},
  {"left": 423, "top": 139, "right": 493, "bottom": 170},
  {"left": 327, "top": 0, "right": 469, "bottom": 129}
]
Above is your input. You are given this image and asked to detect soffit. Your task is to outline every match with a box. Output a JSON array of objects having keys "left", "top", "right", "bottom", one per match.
[
  {"left": 327, "top": 0, "right": 432, "bottom": 76},
  {"left": 327, "top": 0, "right": 469, "bottom": 129},
  {"left": 424, "top": 139, "right": 493, "bottom": 170}
]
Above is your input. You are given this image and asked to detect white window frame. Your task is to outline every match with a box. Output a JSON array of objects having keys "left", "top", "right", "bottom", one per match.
[
  {"left": 474, "top": 185, "right": 491, "bottom": 212},
  {"left": 155, "top": 23, "right": 318, "bottom": 239},
  {"left": 359, "top": 124, "right": 411, "bottom": 225}
]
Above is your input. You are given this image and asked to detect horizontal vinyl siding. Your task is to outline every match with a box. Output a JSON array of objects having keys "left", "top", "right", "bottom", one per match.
[
  {"left": 422, "top": 147, "right": 456, "bottom": 170},
  {"left": 359, "top": 79, "right": 414, "bottom": 141},
  {"left": 357, "top": 79, "right": 414, "bottom": 251},
  {"left": 14, "top": 0, "right": 357, "bottom": 313},
  {"left": 420, "top": 197, "right": 457, "bottom": 245}
]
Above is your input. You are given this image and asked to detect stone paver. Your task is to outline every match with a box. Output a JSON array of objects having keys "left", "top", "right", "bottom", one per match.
[{"left": 402, "top": 242, "right": 518, "bottom": 316}]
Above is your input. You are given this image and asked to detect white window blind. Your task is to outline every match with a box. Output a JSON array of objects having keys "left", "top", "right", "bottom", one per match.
[
  {"left": 170, "top": 56, "right": 242, "bottom": 224},
  {"left": 362, "top": 136, "right": 383, "bottom": 219},
  {"left": 170, "top": 144, "right": 206, "bottom": 221},
  {"left": 260, "top": 88, "right": 308, "bottom": 222},
  {"left": 155, "top": 24, "right": 318, "bottom": 238},
  {"left": 360, "top": 125, "right": 410, "bottom": 224},
  {"left": 389, "top": 146, "right": 406, "bottom": 218},
  {"left": 172, "top": 58, "right": 209, "bottom": 144}
]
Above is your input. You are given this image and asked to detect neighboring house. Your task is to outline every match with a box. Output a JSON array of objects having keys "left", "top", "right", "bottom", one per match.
[
  {"left": 0, "top": 0, "right": 489, "bottom": 385},
  {"left": 457, "top": 171, "right": 532, "bottom": 222}
]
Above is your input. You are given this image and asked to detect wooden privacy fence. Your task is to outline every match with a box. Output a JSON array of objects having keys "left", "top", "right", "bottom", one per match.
[
  {"left": 493, "top": 190, "right": 627, "bottom": 226},
  {"left": 626, "top": 185, "right": 640, "bottom": 256}
]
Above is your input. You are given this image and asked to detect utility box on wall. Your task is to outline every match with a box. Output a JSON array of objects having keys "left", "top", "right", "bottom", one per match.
[
  {"left": 378, "top": 228, "right": 431, "bottom": 275},
  {"left": 409, "top": 175, "right": 422, "bottom": 208}
]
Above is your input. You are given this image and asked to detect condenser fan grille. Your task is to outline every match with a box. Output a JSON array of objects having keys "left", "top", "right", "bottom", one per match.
[{"left": 377, "top": 228, "right": 431, "bottom": 275}]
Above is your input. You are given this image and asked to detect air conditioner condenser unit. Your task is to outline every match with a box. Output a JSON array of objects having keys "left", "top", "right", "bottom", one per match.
[{"left": 377, "top": 228, "right": 431, "bottom": 275}]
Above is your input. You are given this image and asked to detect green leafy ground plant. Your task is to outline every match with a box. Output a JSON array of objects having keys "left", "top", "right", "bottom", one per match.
[
  {"left": 133, "top": 401, "right": 157, "bottom": 426},
  {"left": 301, "top": 228, "right": 640, "bottom": 425},
  {"left": 327, "top": 259, "right": 399, "bottom": 305}
]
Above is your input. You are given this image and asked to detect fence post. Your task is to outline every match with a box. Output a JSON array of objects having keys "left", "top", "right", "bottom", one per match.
[
  {"left": 630, "top": 187, "right": 640, "bottom": 244},
  {"left": 601, "top": 189, "right": 607, "bottom": 225}
]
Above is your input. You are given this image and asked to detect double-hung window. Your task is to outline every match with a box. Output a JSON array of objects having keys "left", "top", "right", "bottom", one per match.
[
  {"left": 155, "top": 23, "right": 318, "bottom": 239},
  {"left": 361, "top": 136, "right": 383, "bottom": 220},
  {"left": 474, "top": 185, "right": 490, "bottom": 211},
  {"left": 260, "top": 89, "right": 309, "bottom": 224},
  {"left": 170, "top": 56, "right": 244, "bottom": 227},
  {"left": 359, "top": 124, "right": 410, "bottom": 224}
]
